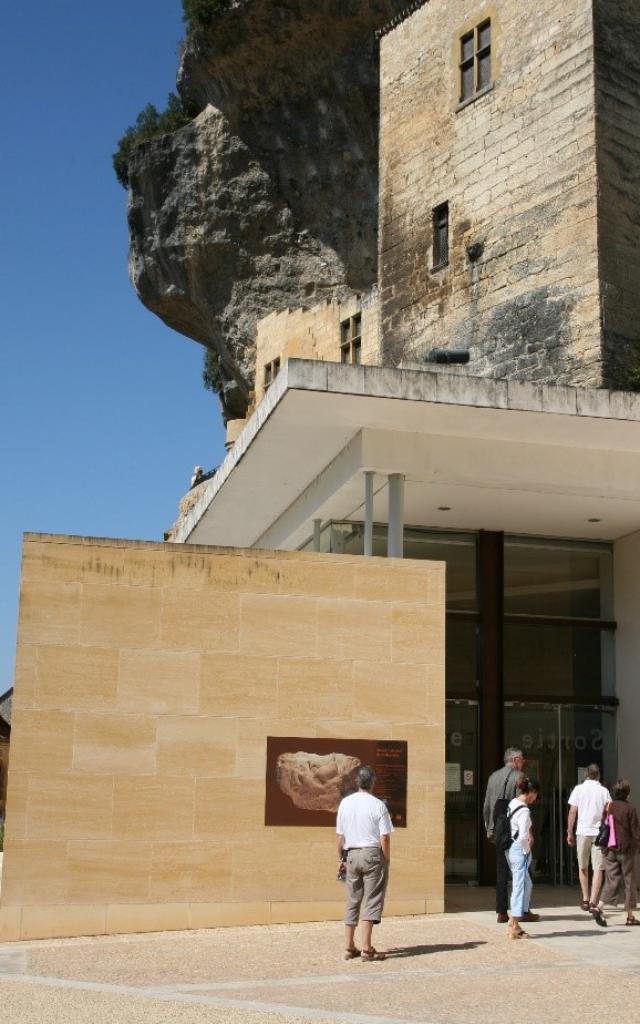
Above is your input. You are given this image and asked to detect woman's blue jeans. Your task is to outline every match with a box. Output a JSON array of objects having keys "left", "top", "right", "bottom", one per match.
[{"left": 507, "top": 843, "right": 532, "bottom": 918}]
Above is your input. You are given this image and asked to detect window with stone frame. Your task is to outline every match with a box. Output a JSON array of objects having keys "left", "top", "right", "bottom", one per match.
[
  {"left": 263, "top": 357, "right": 280, "bottom": 390},
  {"left": 459, "top": 17, "right": 491, "bottom": 104},
  {"left": 432, "top": 202, "right": 450, "bottom": 270},
  {"left": 340, "top": 313, "right": 362, "bottom": 365}
]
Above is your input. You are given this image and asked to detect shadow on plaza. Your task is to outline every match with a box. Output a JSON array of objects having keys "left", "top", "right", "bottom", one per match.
[
  {"left": 385, "top": 941, "right": 487, "bottom": 959},
  {"left": 531, "top": 928, "right": 629, "bottom": 940}
]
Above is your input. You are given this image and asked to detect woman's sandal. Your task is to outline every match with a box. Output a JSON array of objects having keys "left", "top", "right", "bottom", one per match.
[
  {"left": 580, "top": 900, "right": 591, "bottom": 912},
  {"left": 344, "top": 947, "right": 361, "bottom": 959},
  {"left": 591, "top": 907, "right": 607, "bottom": 927},
  {"left": 625, "top": 917, "right": 640, "bottom": 926},
  {"left": 361, "top": 947, "right": 386, "bottom": 961},
  {"left": 507, "top": 925, "right": 527, "bottom": 939}
]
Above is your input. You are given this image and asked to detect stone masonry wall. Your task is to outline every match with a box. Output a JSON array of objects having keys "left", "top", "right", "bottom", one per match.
[
  {"left": 253, "top": 289, "right": 380, "bottom": 404},
  {"left": 379, "top": 0, "right": 603, "bottom": 385},
  {"left": 593, "top": 0, "right": 640, "bottom": 390},
  {"left": 0, "top": 533, "right": 444, "bottom": 942}
]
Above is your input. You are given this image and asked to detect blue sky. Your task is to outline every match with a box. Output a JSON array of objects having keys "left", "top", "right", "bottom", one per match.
[{"left": 0, "top": 2, "right": 226, "bottom": 693}]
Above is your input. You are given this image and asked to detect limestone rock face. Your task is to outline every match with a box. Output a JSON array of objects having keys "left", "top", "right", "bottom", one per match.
[{"left": 126, "top": 0, "right": 409, "bottom": 419}]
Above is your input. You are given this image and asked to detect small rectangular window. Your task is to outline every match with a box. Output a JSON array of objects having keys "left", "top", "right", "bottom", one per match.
[
  {"left": 433, "top": 202, "right": 449, "bottom": 269},
  {"left": 459, "top": 17, "right": 492, "bottom": 104},
  {"left": 263, "top": 357, "right": 280, "bottom": 391},
  {"left": 340, "top": 313, "right": 363, "bottom": 364}
]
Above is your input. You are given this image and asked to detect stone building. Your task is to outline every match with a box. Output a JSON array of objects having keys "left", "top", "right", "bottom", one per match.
[
  {"left": 240, "top": 0, "right": 640, "bottom": 425},
  {"left": 4, "top": 0, "right": 640, "bottom": 942},
  {"left": 378, "top": 0, "right": 640, "bottom": 388},
  {"left": 171, "top": 0, "right": 640, "bottom": 893}
]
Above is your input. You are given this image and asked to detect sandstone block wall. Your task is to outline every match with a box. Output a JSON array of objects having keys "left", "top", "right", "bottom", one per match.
[
  {"left": 253, "top": 289, "right": 380, "bottom": 404},
  {"left": 0, "top": 534, "right": 444, "bottom": 942},
  {"left": 379, "top": 0, "right": 602, "bottom": 385}
]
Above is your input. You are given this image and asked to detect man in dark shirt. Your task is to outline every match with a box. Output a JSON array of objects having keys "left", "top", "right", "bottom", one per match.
[{"left": 483, "top": 746, "right": 539, "bottom": 923}]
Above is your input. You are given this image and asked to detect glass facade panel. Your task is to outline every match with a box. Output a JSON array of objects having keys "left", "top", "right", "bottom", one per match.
[
  {"left": 504, "top": 537, "right": 613, "bottom": 618},
  {"left": 505, "top": 703, "right": 616, "bottom": 883},
  {"left": 504, "top": 623, "right": 610, "bottom": 699},
  {"left": 446, "top": 618, "right": 477, "bottom": 697},
  {"left": 404, "top": 530, "right": 476, "bottom": 610},
  {"left": 446, "top": 702, "right": 478, "bottom": 881},
  {"left": 323, "top": 524, "right": 477, "bottom": 610}
]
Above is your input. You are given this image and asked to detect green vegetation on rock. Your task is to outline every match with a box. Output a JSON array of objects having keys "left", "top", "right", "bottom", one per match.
[
  {"left": 203, "top": 348, "right": 225, "bottom": 399},
  {"left": 182, "top": 0, "right": 235, "bottom": 30},
  {"left": 113, "top": 93, "right": 197, "bottom": 188}
]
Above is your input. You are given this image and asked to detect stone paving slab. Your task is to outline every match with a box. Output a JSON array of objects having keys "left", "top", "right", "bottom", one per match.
[{"left": 1, "top": 897, "right": 640, "bottom": 1024}]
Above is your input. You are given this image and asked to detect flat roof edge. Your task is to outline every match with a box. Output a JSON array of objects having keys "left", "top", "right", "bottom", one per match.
[
  {"left": 172, "top": 363, "right": 294, "bottom": 544},
  {"left": 287, "top": 360, "right": 640, "bottom": 422},
  {"left": 172, "top": 360, "right": 640, "bottom": 544}
]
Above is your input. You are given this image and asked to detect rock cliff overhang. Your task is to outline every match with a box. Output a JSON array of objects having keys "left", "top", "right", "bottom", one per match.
[{"left": 126, "top": 0, "right": 415, "bottom": 420}]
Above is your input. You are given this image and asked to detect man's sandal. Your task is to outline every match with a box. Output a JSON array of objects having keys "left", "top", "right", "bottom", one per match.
[
  {"left": 361, "top": 947, "right": 386, "bottom": 961},
  {"left": 344, "top": 947, "right": 361, "bottom": 959}
]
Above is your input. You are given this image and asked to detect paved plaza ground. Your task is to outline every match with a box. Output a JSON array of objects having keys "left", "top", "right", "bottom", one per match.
[{"left": 1, "top": 887, "right": 640, "bottom": 1023}]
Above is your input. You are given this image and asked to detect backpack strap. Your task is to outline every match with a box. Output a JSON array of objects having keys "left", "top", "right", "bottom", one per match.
[
  {"left": 500, "top": 768, "right": 515, "bottom": 801},
  {"left": 507, "top": 803, "right": 528, "bottom": 820},
  {"left": 507, "top": 802, "right": 529, "bottom": 841}
]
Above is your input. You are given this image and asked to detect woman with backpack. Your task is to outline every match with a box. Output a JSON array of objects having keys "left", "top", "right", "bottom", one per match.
[
  {"left": 506, "top": 775, "right": 540, "bottom": 940},
  {"left": 590, "top": 778, "right": 640, "bottom": 927}
]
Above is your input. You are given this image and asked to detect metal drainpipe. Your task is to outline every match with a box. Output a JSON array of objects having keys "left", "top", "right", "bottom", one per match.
[
  {"left": 364, "top": 472, "right": 374, "bottom": 556},
  {"left": 313, "top": 519, "right": 322, "bottom": 552},
  {"left": 387, "top": 474, "right": 405, "bottom": 558}
]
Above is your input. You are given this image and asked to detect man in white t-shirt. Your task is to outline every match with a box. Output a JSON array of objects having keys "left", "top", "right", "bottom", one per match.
[
  {"left": 336, "top": 765, "right": 394, "bottom": 962},
  {"left": 567, "top": 763, "right": 611, "bottom": 912}
]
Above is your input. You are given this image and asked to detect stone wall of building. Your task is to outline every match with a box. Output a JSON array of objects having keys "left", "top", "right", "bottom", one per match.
[
  {"left": 0, "top": 533, "right": 444, "bottom": 942},
  {"left": 253, "top": 289, "right": 380, "bottom": 404},
  {"left": 594, "top": 0, "right": 640, "bottom": 390},
  {"left": 379, "top": 0, "right": 603, "bottom": 385}
]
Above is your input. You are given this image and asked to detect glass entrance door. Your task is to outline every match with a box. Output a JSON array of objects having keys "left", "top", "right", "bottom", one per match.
[
  {"left": 445, "top": 701, "right": 478, "bottom": 882},
  {"left": 504, "top": 703, "right": 616, "bottom": 884}
]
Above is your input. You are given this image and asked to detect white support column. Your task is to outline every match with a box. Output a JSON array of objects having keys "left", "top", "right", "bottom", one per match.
[
  {"left": 387, "top": 473, "right": 405, "bottom": 558},
  {"left": 312, "top": 519, "right": 322, "bottom": 552},
  {"left": 364, "top": 472, "right": 374, "bottom": 556}
]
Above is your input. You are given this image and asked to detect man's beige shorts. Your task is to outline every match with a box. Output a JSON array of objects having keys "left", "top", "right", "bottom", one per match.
[
  {"left": 576, "top": 835, "right": 605, "bottom": 871},
  {"left": 344, "top": 847, "right": 389, "bottom": 926}
]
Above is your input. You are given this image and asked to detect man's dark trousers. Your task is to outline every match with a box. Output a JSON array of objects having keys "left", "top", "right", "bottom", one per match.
[{"left": 496, "top": 843, "right": 511, "bottom": 915}]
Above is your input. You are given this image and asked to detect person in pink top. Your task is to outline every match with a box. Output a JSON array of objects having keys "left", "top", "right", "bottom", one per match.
[{"left": 591, "top": 779, "right": 640, "bottom": 927}]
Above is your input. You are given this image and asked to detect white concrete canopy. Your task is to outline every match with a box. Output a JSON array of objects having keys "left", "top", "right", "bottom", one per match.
[{"left": 174, "top": 361, "right": 640, "bottom": 550}]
